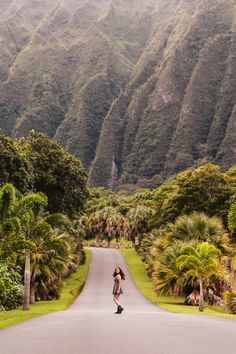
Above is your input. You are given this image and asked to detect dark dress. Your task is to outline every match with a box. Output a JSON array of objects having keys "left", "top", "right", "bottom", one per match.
[{"left": 112, "top": 275, "right": 123, "bottom": 294}]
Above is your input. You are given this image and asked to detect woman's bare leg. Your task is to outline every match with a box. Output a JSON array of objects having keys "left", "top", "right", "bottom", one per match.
[{"left": 113, "top": 294, "right": 120, "bottom": 306}]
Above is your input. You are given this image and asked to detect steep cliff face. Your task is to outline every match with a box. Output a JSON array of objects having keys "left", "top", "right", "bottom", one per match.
[
  {"left": 1, "top": 0, "right": 236, "bottom": 188},
  {"left": 89, "top": 0, "right": 236, "bottom": 187}
]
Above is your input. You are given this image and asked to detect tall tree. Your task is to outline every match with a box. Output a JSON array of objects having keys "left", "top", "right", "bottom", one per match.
[
  {"left": 0, "top": 130, "right": 33, "bottom": 192},
  {"left": 86, "top": 207, "right": 124, "bottom": 246},
  {"left": 153, "top": 242, "right": 185, "bottom": 296},
  {"left": 18, "top": 130, "right": 88, "bottom": 216},
  {"left": 151, "top": 164, "right": 235, "bottom": 228},
  {"left": 125, "top": 206, "right": 155, "bottom": 242},
  {"left": 16, "top": 192, "right": 48, "bottom": 310},
  {"left": 166, "top": 212, "right": 231, "bottom": 254},
  {"left": 0, "top": 184, "right": 32, "bottom": 260},
  {"left": 177, "top": 242, "right": 227, "bottom": 311},
  {"left": 20, "top": 221, "right": 75, "bottom": 303},
  {"left": 171, "top": 164, "right": 234, "bottom": 222}
]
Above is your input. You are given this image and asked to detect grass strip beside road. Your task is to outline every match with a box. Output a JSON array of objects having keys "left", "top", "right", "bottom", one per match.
[
  {"left": 121, "top": 248, "right": 236, "bottom": 320},
  {"left": 0, "top": 249, "right": 92, "bottom": 329}
]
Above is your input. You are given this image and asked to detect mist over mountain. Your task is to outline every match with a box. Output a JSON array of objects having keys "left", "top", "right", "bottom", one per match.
[{"left": 1, "top": 0, "right": 236, "bottom": 189}]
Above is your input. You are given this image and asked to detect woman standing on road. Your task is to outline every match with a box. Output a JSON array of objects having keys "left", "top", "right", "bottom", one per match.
[{"left": 113, "top": 267, "right": 125, "bottom": 314}]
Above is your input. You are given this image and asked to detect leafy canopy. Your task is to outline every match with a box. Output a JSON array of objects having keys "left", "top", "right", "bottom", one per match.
[{"left": 18, "top": 130, "right": 88, "bottom": 216}]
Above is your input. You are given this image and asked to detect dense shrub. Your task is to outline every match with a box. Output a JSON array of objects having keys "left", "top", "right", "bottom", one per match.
[
  {"left": 224, "top": 291, "right": 236, "bottom": 314},
  {"left": 0, "top": 130, "right": 33, "bottom": 192},
  {"left": 18, "top": 130, "right": 88, "bottom": 216},
  {"left": 0, "top": 264, "right": 23, "bottom": 310}
]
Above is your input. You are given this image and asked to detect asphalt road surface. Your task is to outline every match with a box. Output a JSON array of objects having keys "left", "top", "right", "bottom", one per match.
[{"left": 1, "top": 248, "right": 236, "bottom": 354}]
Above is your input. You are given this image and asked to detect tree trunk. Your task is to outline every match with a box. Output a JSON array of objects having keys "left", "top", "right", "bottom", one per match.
[
  {"left": 23, "top": 251, "right": 31, "bottom": 310},
  {"left": 199, "top": 277, "right": 205, "bottom": 312},
  {"left": 30, "top": 281, "right": 36, "bottom": 304}
]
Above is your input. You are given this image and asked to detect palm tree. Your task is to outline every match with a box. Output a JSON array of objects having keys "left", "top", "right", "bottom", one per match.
[
  {"left": 0, "top": 185, "right": 45, "bottom": 309},
  {"left": 86, "top": 207, "right": 125, "bottom": 246},
  {"left": 125, "top": 206, "right": 155, "bottom": 242},
  {"left": 15, "top": 193, "right": 48, "bottom": 310},
  {"left": 166, "top": 212, "right": 231, "bottom": 254},
  {"left": 153, "top": 242, "right": 185, "bottom": 296},
  {"left": 140, "top": 232, "right": 157, "bottom": 260},
  {"left": 0, "top": 184, "right": 78, "bottom": 307},
  {"left": 16, "top": 214, "right": 77, "bottom": 303},
  {"left": 0, "top": 184, "right": 33, "bottom": 261},
  {"left": 224, "top": 290, "right": 236, "bottom": 314},
  {"left": 139, "top": 212, "right": 231, "bottom": 299},
  {"left": 106, "top": 212, "right": 124, "bottom": 247},
  {"left": 140, "top": 230, "right": 166, "bottom": 276},
  {"left": 176, "top": 242, "right": 227, "bottom": 311},
  {"left": 29, "top": 226, "right": 74, "bottom": 302}
]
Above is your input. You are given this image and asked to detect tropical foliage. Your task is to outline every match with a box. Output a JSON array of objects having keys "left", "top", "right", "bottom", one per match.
[
  {"left": 0, "top": 130, "right": 33, "bottom": 193},
  {"left": 228, "top": 201, "right": 236, "bottom": 237},
  {"left": 224, "top": 291, "right": 236, "bottom": 314},
  {"left": 2, "top": 127, "right": 236, "bottom": 316},
  {"left": 18, "top": 131, "right": 88, "bottom": 216},
  {"left": 0, "top": 130, "right": 88, "bottom": 216},
  {"left": 0, "top": 264, "right": 23, "bottom": 311},
  {"left": 0, "top": 131, "right": 89, "bottom": 312},
  {"left": 0, "top": 183, "right": 86, "bottom": 311},
  {"left": 83, "top": 164, "right": 236, "bottom": 313},
  {"left": 82, "top": 193, "right": 155, "bottom": 246},
  {"left": 176, "top": 242, "right": 227, "bottom": 311}
]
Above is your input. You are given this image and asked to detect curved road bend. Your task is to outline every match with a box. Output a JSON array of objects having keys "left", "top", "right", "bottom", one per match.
[{"left": 0, "top": 248, "right": 236, "bottom": 354}]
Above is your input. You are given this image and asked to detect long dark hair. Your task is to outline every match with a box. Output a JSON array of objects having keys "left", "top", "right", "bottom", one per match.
[{"left": 113, "top": 267, "right": 125, "bottom": 280}]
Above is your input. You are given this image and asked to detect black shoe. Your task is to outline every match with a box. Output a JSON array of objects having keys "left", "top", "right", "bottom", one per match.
[
  {"left": 118, "top": 305, "right": 124, "bottom": 314},
  {"left": 114, "top": 306, "right": 120, "bottom": 314}
]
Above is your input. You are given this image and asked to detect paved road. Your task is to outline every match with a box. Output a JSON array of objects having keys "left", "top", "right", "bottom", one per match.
[{"left": 0, "top": 248, "right": 236, "bottom": 354}]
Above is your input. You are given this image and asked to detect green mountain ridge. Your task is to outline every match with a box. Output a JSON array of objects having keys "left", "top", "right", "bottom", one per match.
[{"left": 0, "top": 0, "right": 236, "bottom": 188}]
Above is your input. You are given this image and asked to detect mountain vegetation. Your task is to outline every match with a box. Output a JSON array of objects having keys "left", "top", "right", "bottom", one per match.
[
  {"left": 0, "top": 131, "right": 88, "bottom": 311},
  {"left": 0, "top": 182, "right": 86, "bottom": 311},
  {"left": 1, "top": 130, "right": 236, "bottom": 314},
  {"left": 83, "top": 163, "right": 236, "bottom": 313},
  {"left": 0, "top": 130, "right": 88, "bottom": 216},
  {"left": 1, "top": 0, "right": 236, "bottom": 188}
]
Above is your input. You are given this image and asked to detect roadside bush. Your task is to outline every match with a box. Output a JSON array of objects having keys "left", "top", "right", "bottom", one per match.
[
  {"left": 224, "top": 291, "right": 236, "bottom": 314},
  {"left": 0, "top": 264, "right": 24, "bottom": 310}
]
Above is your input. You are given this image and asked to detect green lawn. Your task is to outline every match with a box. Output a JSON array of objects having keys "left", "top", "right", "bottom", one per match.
[
  {"left": 0, "top": 249, "right": 92, "bottom": 329},
  {"left": 121, "top": 248, "right": 236, "bottom": 319}
]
